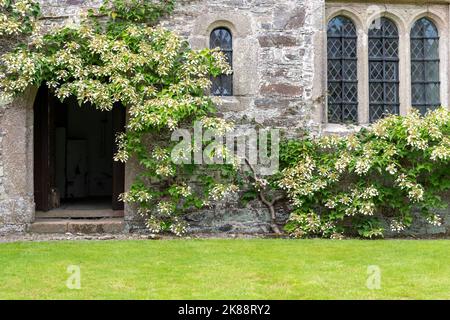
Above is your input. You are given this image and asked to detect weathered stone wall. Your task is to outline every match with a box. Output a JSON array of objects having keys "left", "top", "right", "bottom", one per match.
[
  {"left": 124, "top": 0, "right": 326, "bottom": 232},
  {"left": 1, "top": 0, "right": 449, "bottom": 237},
  {"left": 0, "top": 88, "right": 36, "bottom": 233}
]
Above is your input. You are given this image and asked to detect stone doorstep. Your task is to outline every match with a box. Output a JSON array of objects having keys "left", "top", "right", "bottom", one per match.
[
  {"left": 28, "top": 218, "right": 125, "bottom": 234},
  {"left": 35, "top": 210, "right": 124, "bottom": 219}
]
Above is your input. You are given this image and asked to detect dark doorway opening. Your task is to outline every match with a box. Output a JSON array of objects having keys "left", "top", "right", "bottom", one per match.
[{"left": 33, "top": 85, "right": 125, "bottom": 213}]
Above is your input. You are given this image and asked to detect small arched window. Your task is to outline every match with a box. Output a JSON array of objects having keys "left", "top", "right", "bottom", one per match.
[
  {"left": 368, "top": 17, "right": 400, "bottom": 123},
  {"left": 327, "top": 16, "right": 358, "bottom": 123},
  {"left": 210, "top": 27, "right": 233, "bottom": 96},
  {"left": 411, "top": 17, "right": 440, "bottom": 115}
]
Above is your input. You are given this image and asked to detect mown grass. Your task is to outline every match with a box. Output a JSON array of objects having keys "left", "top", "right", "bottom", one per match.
[{"left": 0, "top": 239, "right": 449, "bottom": 299}]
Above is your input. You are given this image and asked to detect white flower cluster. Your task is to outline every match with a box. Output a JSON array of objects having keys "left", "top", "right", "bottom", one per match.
[
  {"left": 209, "top": 184, "right": 239, "bottom": 201},
  {"left": 113, "top": 132, "right": 129, "bottom": 163},
  {"left": 146, "top": 216, "right": 162, "bottom": 234},
  {"left": 390, "top": 219, "right": 406, "bottom": 233},
  {"left": 175, "top": 183, "right": 192, "bottom": 198},
  {"left": 354, "top": 148, "right": 374, "bottom": 176},
  {"left": 404, "top": 111, "right": 429, "bottom": 151},
  {"left": 0, "top": 0, "right": 36, "bottom": 36},
  {"left": 200, "top": 117, "right": 235, "bottom": 135},
  {"left": 156, "top": 201, "right": 175, "bottom": 216},
  {"left": 346, "top": 135, "right": 360, "bottom": 151},
  {"left": 334, "top": 153, "right": 351, "bottom": 173},
  {"left": 426, "top": 214, "right": 443, "bottom": 227},
  {"left": 385, "top": 163, "right": 397, "bottom": 175},
  {"left": 152, "top": 147, "right": 169, "bottom": 161},
  {"left": 325, "top": 186, "right": 378, "bottom": 217},
  {"left": 253, "top": 177, "right": 268, "bottom": 192},
  {"left": 330, "top": 232, "right": 345, "bottom": 240},
  {"left": 430, "top": 138, "right": 450, "bottom": 161},
  {"left": 317, "top": 135, "right": 342, "bottom": 149},
  {"left": 119, "top": 190, "right": 152, "bottom": 204},
  {"left": 155, "top": 164, "right": 175, "bottom": 177},
  {"left": 279, "top": 156, "right": 316, "bottom": 194},
  {"left": 170, "top": 218, "right": 188, "bottom": 236},
  {"left": 289, "top": 211, "right": 337, "bottom": 239},
  {"left": 395, "top": 174, "right": 424, "bottom": 203}
]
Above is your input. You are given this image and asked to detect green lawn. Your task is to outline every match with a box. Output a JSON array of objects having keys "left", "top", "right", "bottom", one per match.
[{"left": 0, "top": 239, "right": 449, "bottom": 299}]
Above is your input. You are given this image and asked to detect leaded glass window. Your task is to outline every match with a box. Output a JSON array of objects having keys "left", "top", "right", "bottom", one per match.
[
  {"left": 411, "top": 17, "right": 440, "bottom": 115},
  {"left": 368, "top": 18, "right": 399, "bottom": 123},
  {"left": 210, "top": 28, "right": 233, "bottom": 96},
  {"left": 327, "top": 16, "right": 358, "bottom": 123}
]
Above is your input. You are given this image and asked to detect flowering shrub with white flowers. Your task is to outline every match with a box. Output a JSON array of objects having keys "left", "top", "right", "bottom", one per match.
[
  {"left": 280, "top": 108, "right": 450, "bottom": 239},
  {"left": 0, "top": 0, "right": 39, "bottom": 37},
  {"left": 0, "top": 0, "right": 238, "bottom": 236}
]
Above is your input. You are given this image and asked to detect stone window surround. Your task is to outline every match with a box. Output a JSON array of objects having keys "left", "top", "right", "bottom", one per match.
[
  {"left": 188, "top": 12, "right": 259, "bottom": 111},
  {"left": 325, "top": 3, "right": 449, "bottom": 131}
]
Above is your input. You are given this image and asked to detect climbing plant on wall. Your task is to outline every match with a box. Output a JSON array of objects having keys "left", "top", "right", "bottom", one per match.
[
  {"left": 0, "top": 0, "right": 40, "bottom": 37},
  {"left": 279, "top": 108, "right": 450, "bottom": 239},
  {"left": 0, "top": 0, "right": 240, "bottom": 235},
  {"left": 2, "top": 0, "right": 450, "bottom": 239}
]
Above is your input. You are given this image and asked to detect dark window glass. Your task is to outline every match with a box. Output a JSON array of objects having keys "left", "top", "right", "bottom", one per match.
[
  {"left": 210, "top": 28, "right": 233, "bottom": 96},
  {"left": 411, "top": 17, "right": 440, "bottom": 115},
  {"left": 327, "top": 16, "right": 358, "bottom": 123},
  {"left": 368, "top": 17, "right": 400, "bottom": 123}
]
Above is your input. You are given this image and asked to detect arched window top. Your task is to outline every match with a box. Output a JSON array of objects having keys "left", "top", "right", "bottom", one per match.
[
  {"left": 210, "top": 27, "right": 232, "bottom": 51},
  {"left": 327, "top": 16, "right": 356, "bottom": 37},
  {"left": 369, "top": 17, "right": 398, "bottom": 38},
  {"left": 411, "top": 17, "right": 439, "bottom": 38}
]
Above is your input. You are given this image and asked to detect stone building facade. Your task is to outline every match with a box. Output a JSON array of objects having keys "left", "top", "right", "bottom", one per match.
[{"left": 0, "top": 0, "right": 449, "bottom": 235}]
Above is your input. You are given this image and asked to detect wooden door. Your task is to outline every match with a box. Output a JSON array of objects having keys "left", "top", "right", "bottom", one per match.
[{"left": 34, "top": 85, "right": 56, "bottom": 211}]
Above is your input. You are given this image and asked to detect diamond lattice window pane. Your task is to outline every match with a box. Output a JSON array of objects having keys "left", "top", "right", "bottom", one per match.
[
  {"left": 343, "top": 83, "right": 357, "bottom": 103},
  {"left": 328, "top": 104, "right": 342, "bottom": 123},
  {"left": 210, "top": 28, "right": 233, "bottom": 96},
  {"left": 424, "top": 39, "right": 439, "bottom": 58},
  {"left": 343, "top": 60, "right": 357, "bottom": 80},
  {"left": 343, "top": 104, "right": 358, "bottom": 122},
  {"left": 210, "top": 28, "right": 232, "bottom": 50},
  {"left": 343, "top": 39, "right": 357, "bottom": 58},
  {"left": 385, "top": 84, "right": 399, "bottom": 103},
  {"left": 369, "top": 83, "right": 383, "bottom": 103},
  {"left": 411, "top": 40, "right": 424, "bottom": 59},
  {"left": 327, "top": 16, "right": 358, "bottom": 123},
  {"left": 368, "top": 17, "right": 399, "bottom": 123},
  {"left": 384, "top": 62, "right": 398, "bottom": 81},
  {"left": 328, "top": 60, "right": 342, "bottom": 81},
  {"left": 384, "top": 39, "right": 399, "bottom": 58},
  {"left": 368, "top": 39, "right": 383, "bottom": 58},
  {"left": 411, "top": 18, "right": 440, "bottom": 112},
  {"left": 369, "top": 62, "right": 383, "bottom": 81},
  {"left": 412, "top": 84, "right": 425, "bottom": 105},
  {"left": 328, "top": 82, "right": 342, "bottom": 103},
  {"left": 411, "top": 62, "right": 424, "bottom": 82},
  {"left": 426, "top": 61, "right": 439, "bottom": 81},
  {"left": 385, "top": 104, "right": 398, "bottom": 116},
  {"left": 328, "top": 38, "right": 342, "bottom": 58},
  {"left": 426, "top": 83, "right": 440, "bottom": 105},
  {"left": 370, "top": 104, "right": 385, "bottom": 122}
]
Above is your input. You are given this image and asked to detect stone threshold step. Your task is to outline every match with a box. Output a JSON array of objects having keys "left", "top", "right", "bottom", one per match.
[
  {"left": 28, "top": 218, "right": 124, "bottom": 234},
  {"left": 36, "top": 209, "right": 124, "bottom": 219}
]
